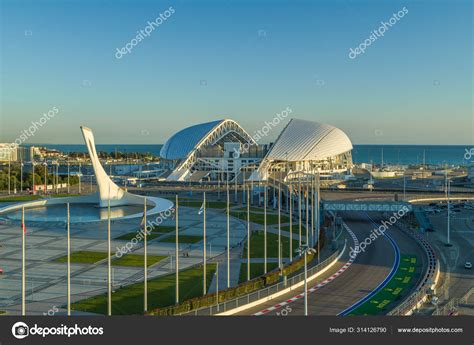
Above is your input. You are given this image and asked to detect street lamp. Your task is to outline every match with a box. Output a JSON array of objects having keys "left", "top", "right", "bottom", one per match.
[
  {"left": 43, "top": 162, "right": 48, "bottom": 195},
  {"left": 20, "top": 162, "right": 24, "bottom": 193},
  {"left": 8, "top": 155, "right": 11, "bottom": 195},
  {"left": 32, "top": 161, "right": 36, "bottom": 195},
  {"left": 298, "top": 245, "right": 316, "bottom": 316},
  {"left": 67, "top": 158, "right": 70, "bottom": 194},
  {"left": 446, "top": 180, "right": 452, "bottom": 247},
  {"left": 56, "top": 161, "right": 60, "bottom": 193}
]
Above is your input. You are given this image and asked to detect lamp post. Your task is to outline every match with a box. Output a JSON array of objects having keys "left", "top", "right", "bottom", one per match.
[
  {"left": 8, "top": 155, "right": 11, "bottom": 195},
  {"left": 56, "top": 161, "right": 60, "bottom": 194},
  {"left": 227, "top": 184, "right": 230, "bottom": 288},
  {"left": 247, "top": 185, "right": 251, "bottom": 281},
  {"left": 278, "top": 184, "right": 281, "bottom": 268},
  {"left": 289, "top": 183, "right": 293, "bottom": 262},
  {"left": 78, "top": 162, "right": 82, "bottom": 194},
  {"left": 298, "top": 245, "right": 316, "bottom": 316},
  {"left": 215, "top": 262, "right": 219, "bottom": 311},
  {"left": 264, "top": 183, "right": 267, "bottom": 272},
  {"left": 43, "top": 162, "right": 47, "bottom": 195},
  {"left": 446, "top": 180, "right": 452, "bottom": 247},
  {"left": 20, "top": 162, "right": 24, "bottom": 193},
  {"left": 67, "top": 159, "right": 70, "bottom": 194},
  {"left": 32, "top": 161, "right": 36, "bottom": 195}
]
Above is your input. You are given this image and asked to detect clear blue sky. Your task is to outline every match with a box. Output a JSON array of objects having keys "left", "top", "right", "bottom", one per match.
[{"left": 0, "top": 0, "right": 472, "bottom": 145}]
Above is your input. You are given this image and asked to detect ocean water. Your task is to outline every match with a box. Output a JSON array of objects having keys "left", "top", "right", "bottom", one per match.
[
  {"left": 37, "top": 144, "right": 471, "bottom": 166},
  {"left": 351, "top": 145, "right": 470, "bottom": 166}
]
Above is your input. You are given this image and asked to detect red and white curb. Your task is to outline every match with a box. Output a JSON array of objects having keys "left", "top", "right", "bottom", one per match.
[{"left": 253, "top": 224, "right": 359, "bottom": 316}]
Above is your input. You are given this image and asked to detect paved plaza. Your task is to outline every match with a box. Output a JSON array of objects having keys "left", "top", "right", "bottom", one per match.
[{"left": 0, "top": 204, "right": 247, "bottom": 315}]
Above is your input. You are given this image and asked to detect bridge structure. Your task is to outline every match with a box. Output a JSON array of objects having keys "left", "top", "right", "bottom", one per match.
[{"left": 322, "top": 200, "right": 413, "bottom": 213}]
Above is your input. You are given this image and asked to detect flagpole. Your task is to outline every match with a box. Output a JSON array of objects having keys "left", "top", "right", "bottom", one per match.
[
  {"left": 226, "top": 183, "right": 230, "bottom": 288},
  {"left": 143, "top": 197, "right": 148, "bottom": 312},
  {"left": 278, "top": 183, "right": 281, "bottom": 268},
  {"left": 203, "top": 192, "right": 207, "bottom": 295},
  {"left": 311, "top": 176, "right": 315, "bottom": 247},
  {"left": 317, "top": 172, "right": 320, "bottom": 263},
  {"left": 247, "top": 185, "right": 250, "bottom": 281},
  {"left": 298, "top": 175, "right": 302, "bottom": 249},
  {"left": 175, "top": 195, "right": 179, "bottom": 304},
  {"left": 306, "top": 184, "right": 309, "bottom": 245},
  {"left": 289, "top": 184, "right": 293, "bottom": 262},
  {"left": 107, "top": 187, "right": 111, "bottom": 316},
  {"left": 67, "top": 203, "right": 71, "bottom": 316},
  {"left": 264, "top": 183, "right": 267, "bottom": 273},
  {"left": 21, "top": 206, "right": 25, "bottom": 316}
]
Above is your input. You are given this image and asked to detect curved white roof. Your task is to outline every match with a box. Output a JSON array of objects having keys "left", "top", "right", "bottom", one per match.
[
  {"left": 266, "top": 119, "right": 352, "bottom": 161},
  {"left": 160, "top": 120, "right": 224, "bottom": 160}
]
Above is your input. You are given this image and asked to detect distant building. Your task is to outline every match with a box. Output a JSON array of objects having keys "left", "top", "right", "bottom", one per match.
[
  {"left": 0, "top": 144, "right": 17, "bottom": 162},
  {"left": 160, "top": 118, "right": 353, "bottom": 182},
  {"left": 0, "top": 144, "right": 37, "bottom": 162}
]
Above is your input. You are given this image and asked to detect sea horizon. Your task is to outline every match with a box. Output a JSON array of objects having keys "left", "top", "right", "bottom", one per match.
[{"left": 27, "top": 143, "right": 472, "bottom": 166}]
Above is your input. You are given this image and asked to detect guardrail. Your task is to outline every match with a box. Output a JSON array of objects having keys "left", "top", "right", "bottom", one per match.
[
  {"left": 180, "top": 245, "right": 344, "bottom": 316},
  {"left": 387, "top": 222, "right": 439, "bottom": 316}
]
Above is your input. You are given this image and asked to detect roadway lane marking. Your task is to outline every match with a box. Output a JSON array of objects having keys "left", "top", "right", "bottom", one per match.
[{"left": 253, "top": 225, "right": 359, "bottom": 316}]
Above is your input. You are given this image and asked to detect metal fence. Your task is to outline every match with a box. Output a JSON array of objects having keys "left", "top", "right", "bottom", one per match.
[
  {"left": 181, "top": 246, "right": 343, "bottom": 316},
  {"left": 432, "top": 287, "right": 474, "bottom": 316}
]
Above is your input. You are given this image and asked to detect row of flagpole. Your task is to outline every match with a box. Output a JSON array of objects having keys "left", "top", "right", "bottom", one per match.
[{"left": 17, "top": 171, "right": 320, "bottom": 315}]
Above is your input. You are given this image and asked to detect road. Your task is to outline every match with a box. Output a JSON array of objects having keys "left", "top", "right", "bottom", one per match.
[{"left": 238, "top": 211, "right": 426, "bottom": 316}]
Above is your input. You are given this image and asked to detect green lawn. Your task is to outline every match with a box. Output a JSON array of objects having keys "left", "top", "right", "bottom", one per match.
[
  {"left": 115, "top": 226, "right": 176, "bottom": 241},
  {"left": 0, "top": 195, "right": 43, "bottom": 202},
  {"left": 234, "top": 206, "right": 266, "bottom": 213},
  {"left": 281, "top": 225, "right": 307, "bottom": 240},
  {"left": 149, "top": 226, "right": 175, "bottom": 233},
  {"left": 230, "top": 211, "right": 290, "bottom": 225},
  {"left": 238, "top": 262, "right": 279, "bottom": 283},
  {"left": 71, "top": 264, "right": 217, "bottom": 315},
  {"left": 244, "top": 231, "right": 300, "bottom": 258},
  {"left": 55, "top": 251, "right": 107, "bottom": 264},
  {"left": 348, "top": 255, "right": 419, "bottom": 315},
  {"left": 115, "top": 232, "right": 162, "bottom": 241},
  {"left": 114, "top": 254, "right": 167, "bottom": 267},
  {"left": 55, "top": 251, "right": 166, "bottom": 267},
  {"left": 159, "top": 235, "right": 203, "bottom": 244}
]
